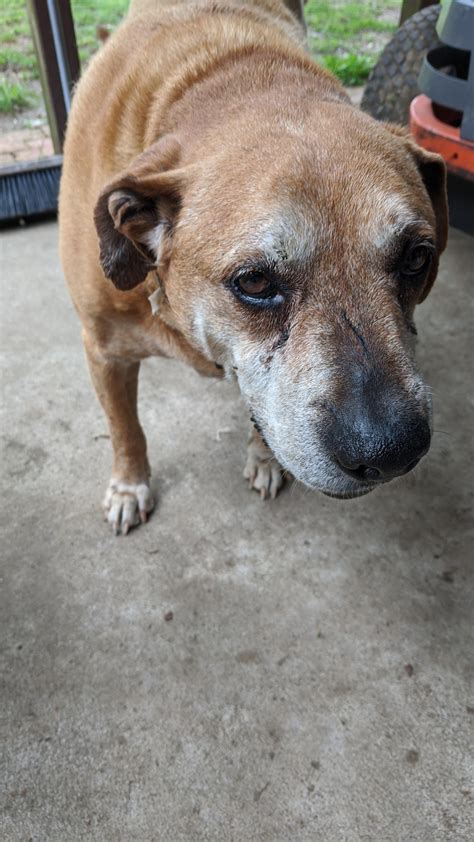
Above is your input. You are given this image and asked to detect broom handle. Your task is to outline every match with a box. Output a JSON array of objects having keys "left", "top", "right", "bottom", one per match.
[{"left": 26, "top": 0, "right": 80, "bottom": 154}]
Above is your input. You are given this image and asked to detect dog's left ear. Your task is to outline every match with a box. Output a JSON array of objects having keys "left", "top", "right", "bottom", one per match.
[
  {"left": 385, "top": 123, "right": 448, "bottom": 301},
  {"left": 94, "top": 136, "right": 187, "bottom": 290}
]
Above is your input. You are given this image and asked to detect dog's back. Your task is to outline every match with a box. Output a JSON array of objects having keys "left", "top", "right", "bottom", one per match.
[{"left": 63, "top": 0, "right": 308, "bottom": 185}]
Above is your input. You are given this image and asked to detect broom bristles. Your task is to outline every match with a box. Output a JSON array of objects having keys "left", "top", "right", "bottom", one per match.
[{"left": 0, "top": 156, "right": 62, "bottom": 223}]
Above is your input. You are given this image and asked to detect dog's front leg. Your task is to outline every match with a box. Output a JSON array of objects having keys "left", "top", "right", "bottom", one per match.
[
  {"left": 244, "top": 425, "right": 286, "bottom": 500},
  {"left": 83, "top": 332, "right": 154, "bottom": 534}
]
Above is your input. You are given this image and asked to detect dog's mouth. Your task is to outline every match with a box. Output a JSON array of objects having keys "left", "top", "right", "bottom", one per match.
[
  {"left": 320, "top": 484, "right": 378, "bottom": 500},
  {"left": 249, "top": 412, "right": 381, "bottom": 499},
  {"left": 250, "top": 413, "right": 267, "bottom": 443},
  {"left": 248, "top": 405, "right": 426, "bottom": 500}
]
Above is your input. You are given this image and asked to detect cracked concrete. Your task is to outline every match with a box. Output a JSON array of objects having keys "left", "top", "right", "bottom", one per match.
[{"left": 0, "top": 222, "right": 473, "bottom": 840}]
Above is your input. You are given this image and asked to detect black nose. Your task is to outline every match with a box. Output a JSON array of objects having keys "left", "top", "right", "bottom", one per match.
[{"left": 330, "top": 414, "right": 431, "bottom": 483}]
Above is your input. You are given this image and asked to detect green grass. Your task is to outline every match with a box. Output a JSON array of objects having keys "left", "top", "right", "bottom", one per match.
[
  {"left": 71, "top": 0, "right": 128, "bottom": 66},
  {"left": 321, "top": 54, "right": 375, "bottom": 86},
  {"left": 305, "top": 0, "right": 399, "bottom": 85},
  {"left": 0, "top": 46, "right": 37, "bottom": 75},
  {"left": 0, "top": 78, "right": 31, "bottom": 113},
  {"left": 0, "top": 0, "right": 128, "bottom": 114},
  {"left": 0, "top": 0, "right": 399, "bottom": 115}
]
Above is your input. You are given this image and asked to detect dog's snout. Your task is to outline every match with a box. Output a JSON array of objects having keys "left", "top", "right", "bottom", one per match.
[{"left": 328, "top": 408, "right": 431, "bottom": 484}]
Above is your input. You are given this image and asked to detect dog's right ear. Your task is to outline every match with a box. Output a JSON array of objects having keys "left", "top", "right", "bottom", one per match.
[{"left": 94, "top": 137, "right": 187, "bottom": 291}]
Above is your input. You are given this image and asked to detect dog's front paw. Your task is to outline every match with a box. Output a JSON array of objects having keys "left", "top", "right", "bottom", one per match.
[
  {"left": 243, "top": 439, "right": 285, "bottom": 500},
  {"left": 103, "top": 479, "right": 154, "bottom": 535}
]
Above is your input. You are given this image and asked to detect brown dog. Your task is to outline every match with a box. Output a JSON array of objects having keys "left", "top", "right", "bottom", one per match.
[{"left": 59, "top": 0, "right": 448, "bottom": 534}]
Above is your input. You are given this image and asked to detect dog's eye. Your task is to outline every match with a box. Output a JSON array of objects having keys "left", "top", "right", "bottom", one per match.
[
  {"left": 231, "top": 272, "right": 285, "bottom": 307},
  {"left": 401, "top": 243, "right": 433, "bottom": 277},
  {"left": 238, "top": 273, "right": 272, "bottom": 297}
]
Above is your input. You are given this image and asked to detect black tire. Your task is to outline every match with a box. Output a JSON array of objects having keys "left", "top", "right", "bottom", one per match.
[{"left": 361, "top": 4, "right": 441, "bottom": 125}]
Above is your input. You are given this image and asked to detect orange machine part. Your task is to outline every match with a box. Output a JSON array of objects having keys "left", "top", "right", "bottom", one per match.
[{"left": 410, "top": 94, "right": 474, "bottom": 180}]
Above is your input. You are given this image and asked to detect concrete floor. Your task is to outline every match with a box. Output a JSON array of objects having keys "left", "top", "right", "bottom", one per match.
[{"left": 0, "top": 222, "right": 473, "bottom": 841}]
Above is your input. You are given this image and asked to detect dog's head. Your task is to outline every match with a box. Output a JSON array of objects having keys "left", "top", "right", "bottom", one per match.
[{"left": 95, "top": 104, "right": 447, "bottom": 498}]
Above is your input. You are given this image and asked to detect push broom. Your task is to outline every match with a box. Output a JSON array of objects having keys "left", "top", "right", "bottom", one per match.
[{"left": 0, "top": 0, "right": 79, "bottom": 224}]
